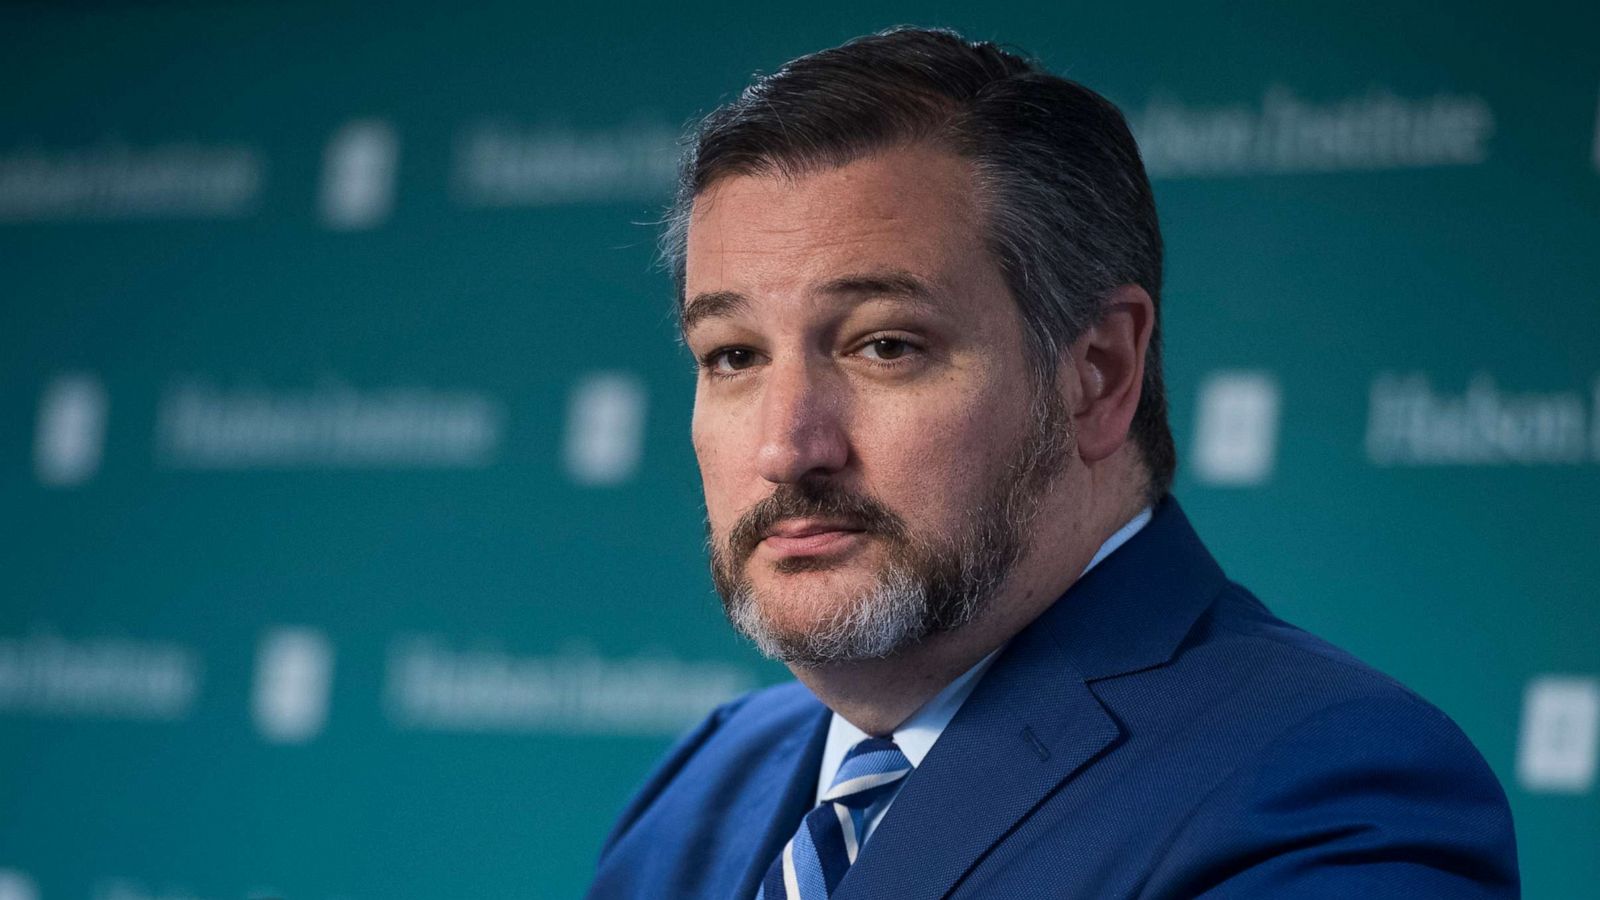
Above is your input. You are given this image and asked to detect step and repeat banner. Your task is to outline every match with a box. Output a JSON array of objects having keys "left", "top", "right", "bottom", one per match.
[{"left": 1, "top": 2, "right": 1596, "bottom": 897}]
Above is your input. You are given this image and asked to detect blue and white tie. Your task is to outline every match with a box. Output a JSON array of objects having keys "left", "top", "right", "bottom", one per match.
[{"left": 756, "top": 738, "right": 912, "bottom": 900}]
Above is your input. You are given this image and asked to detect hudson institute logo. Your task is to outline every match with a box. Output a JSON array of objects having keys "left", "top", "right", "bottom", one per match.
[
  {"left": 385, "top": 638, "right": 754, "bottom": 736},
  {"left": 564, "top": 372, "right": 647, "bottom": 486},
  {"left": 251, "top": 628, "right": 335, "bottom": 744},
  {"left": 1366, "top": 373, "right": 1600, "bottom": 466},
  {"left": 1518, "top": 675, "right": 1599, "bottom": 794},
  {"left": 0, "top": 870, "right": 37, "bottom": 900},
  {"left": 451, "top": 118, "right": 678, "bottom": 206},
  {"left": 155, "top": 379, "right": 502, "bottom": 470},
  {"left": 0, "top": 141, "right": 261, "bottom": 222},
  {"left": 1192, "top": 371, "right": 1282, "bottom": 486},
  {"left": 1130, "top": 85, "right": 1493, "bottom": 178},
  {"left": 33, "top": 374, "right": 108, "bottom": 488},
  {"left": 319, "top": 119, "right": 399, "bottom": 230},
  {"left": 0, "top": 628, "right": 199, "bottom": 720}
]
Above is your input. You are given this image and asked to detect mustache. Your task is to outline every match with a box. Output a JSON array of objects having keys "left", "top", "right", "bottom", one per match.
[{"left": 725, "top": 481, "right": 909, "bottom": 563}]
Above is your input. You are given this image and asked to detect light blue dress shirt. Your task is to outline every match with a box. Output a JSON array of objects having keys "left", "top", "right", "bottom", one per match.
[{"left": 814, "top": 507, "right": 1154, "bottom": 842}]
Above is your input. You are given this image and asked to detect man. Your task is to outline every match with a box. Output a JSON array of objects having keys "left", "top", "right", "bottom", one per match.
[{"left": 588, "top": 27, "right": 1518, "bottom": 899}]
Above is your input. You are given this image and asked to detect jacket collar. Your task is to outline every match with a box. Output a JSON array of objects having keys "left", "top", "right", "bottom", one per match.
[
  {"left": 734, "top": 701, "right": 832, "bottom": 900},
  {"left": 1039, "top": 495, "right": 1229, "bottom": 682},
  {"left": 835, "top": 496, "right": 1227, "bottom": 899}
]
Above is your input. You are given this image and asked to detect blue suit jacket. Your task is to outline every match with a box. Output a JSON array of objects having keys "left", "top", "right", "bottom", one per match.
[{"left": 588, "top": 499, "right": 1518, "bottom": 898}]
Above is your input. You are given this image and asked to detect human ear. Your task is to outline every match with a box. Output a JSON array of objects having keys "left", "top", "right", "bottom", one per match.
[{"left": 1066, "top": 284, "right": 1154, "bottom": 464}]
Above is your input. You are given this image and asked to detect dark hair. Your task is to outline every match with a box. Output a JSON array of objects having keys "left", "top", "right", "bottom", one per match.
[{"left": 664, "top": 26, "right": 1175, "bottom": 501}]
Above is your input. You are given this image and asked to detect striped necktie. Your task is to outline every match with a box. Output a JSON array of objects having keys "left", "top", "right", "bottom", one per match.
[{"left": 756, "top": 738, "right": 912, "bottom": 900}]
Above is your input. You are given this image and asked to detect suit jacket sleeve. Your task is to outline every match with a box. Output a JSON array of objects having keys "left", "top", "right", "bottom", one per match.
[{"left": 1145, "top": 692, "right": 1519, "bottom": 898}]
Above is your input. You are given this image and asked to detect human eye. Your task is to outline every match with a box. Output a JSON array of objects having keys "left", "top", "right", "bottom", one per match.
[
  {"left": 855, "top": 335, "right": 921, "bottom": 364},
  {"left": 700, "top": 346, "right": 763, "bottom": 378}
]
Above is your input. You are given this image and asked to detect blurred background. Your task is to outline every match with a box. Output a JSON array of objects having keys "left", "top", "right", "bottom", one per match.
[{"left": 2, "top": 1, "right": 1596, "bottom": 897}]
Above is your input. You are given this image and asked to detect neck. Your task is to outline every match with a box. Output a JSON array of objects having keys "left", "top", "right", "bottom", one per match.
[{"left": 791, "top": 469, "right": 1147, "bottom": 736}]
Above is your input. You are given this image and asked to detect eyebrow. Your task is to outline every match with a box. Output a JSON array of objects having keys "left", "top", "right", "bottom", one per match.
[
  {"left": 680, "top": 269, "right": 940, "bottom": 332},
  {"left": 679, "top": 290, "right": 749, "bottom": 332}
]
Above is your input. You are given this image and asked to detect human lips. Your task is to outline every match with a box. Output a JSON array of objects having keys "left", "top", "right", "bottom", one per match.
[{"left": 759, "top": 518, "right": 868, "bottom": 557}]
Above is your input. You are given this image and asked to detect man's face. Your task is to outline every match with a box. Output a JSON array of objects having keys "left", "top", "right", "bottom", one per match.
[{"left": 683, "top": 144, "right": 1071, "bottom": 664}]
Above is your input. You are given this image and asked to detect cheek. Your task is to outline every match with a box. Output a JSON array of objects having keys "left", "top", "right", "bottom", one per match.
[
  {"left": 692, "top": 400, "right": 748, "bottom": 530},
  {"left": 855, "top": 379, "right": 1024, "bottom": 517}
]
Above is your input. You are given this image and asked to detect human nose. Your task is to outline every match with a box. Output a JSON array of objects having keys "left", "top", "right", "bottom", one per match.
[{"left": 755, "top": 357, "right": 849, "bottom": 484}]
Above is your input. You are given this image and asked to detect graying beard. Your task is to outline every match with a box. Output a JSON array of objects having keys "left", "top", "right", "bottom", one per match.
[
  {"left": 715, "top": 387, "right": 1071, "bottom": 665},
  {"left": 723, "top": 562, "right": 932, "bottom": 664},
  {"left": 718, "top": 481, "right": 1036, "bottom": 665}
]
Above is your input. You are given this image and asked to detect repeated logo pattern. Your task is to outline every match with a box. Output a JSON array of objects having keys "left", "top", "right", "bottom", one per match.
[{"left": 4, "top": 24, "right": 1596, "bottom": 897}]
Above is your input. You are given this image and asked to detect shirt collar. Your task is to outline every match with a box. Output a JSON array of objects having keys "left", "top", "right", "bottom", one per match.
[{"left": 1083, "top": 505, "right": 1153, "bottom": 576}]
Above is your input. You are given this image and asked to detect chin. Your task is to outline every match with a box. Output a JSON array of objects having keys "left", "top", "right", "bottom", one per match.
[
  {"left": 747, "top": 573, "right": 872, "bottom": 632},
  {"left": 728, "top": 563, "right": 934, "bottom": 665}
]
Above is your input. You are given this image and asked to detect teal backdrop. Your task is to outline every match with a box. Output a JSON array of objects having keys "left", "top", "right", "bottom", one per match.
[{"left": 2, "top": 2, "right": 1597, "bottom": 897}]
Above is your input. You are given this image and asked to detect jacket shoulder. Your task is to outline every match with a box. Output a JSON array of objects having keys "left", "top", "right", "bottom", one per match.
[
  {"left": 596, "top": 680, "right": 818, "bottom": 859},
  {"left": 1202, "top": 582, "right": 1457, "bottom": 711},
  {"left": 1130, "top": 585, "right": 1519, "bottom": 896}
]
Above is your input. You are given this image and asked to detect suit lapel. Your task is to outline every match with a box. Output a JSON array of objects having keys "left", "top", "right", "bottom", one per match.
[
  {"left": 833, "top": 615, "right": 1118, "bottom": 900},
  {"left": 732, "top": 701, "right": 832, "bottom": 900},
  {"left": 833, "top": 498, "right": 1226, "bottom": 899}
]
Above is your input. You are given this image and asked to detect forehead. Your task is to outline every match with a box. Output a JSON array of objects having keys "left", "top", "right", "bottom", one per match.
[{"left": 683, "top": 144, "right": 988, "bottom": 309}]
